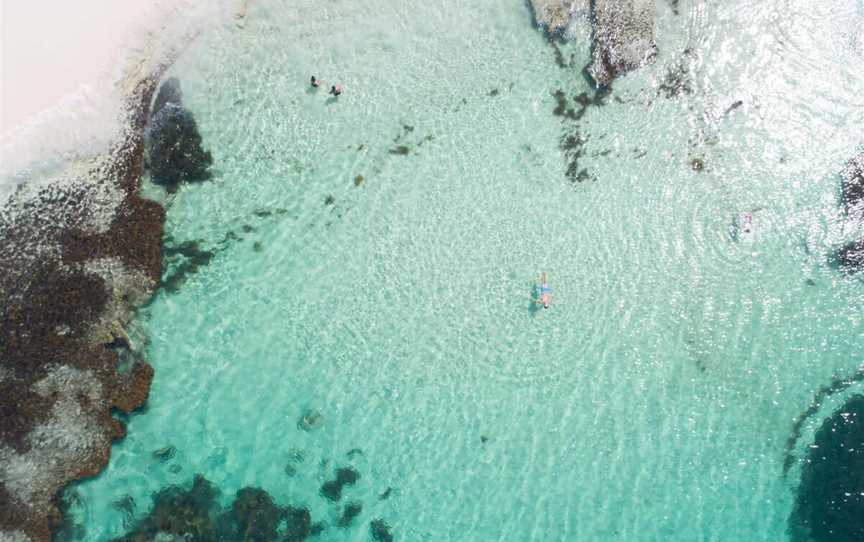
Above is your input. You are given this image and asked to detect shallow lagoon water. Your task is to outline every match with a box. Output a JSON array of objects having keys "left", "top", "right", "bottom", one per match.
[{"left": 71, "top": 0, "right": 864, "bottom": 540}]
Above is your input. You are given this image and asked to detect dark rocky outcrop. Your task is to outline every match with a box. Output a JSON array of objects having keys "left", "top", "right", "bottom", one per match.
[
  {"left": 114, "top": 475, "right": 324, "bottom": 542},
  {"left": 588, "top": 0, "right": 657, "bottom": 87},
  {"left": 789, "top": 395, "right": 864, "bottom": 542},
  {"left": 320, "top": 467, "right": 360, "bottom": 502},
  {"left": 841, "top": 152, "right": 864, "bottom": 218},
  {"left": 836, "top": 240, "right": 864, "bottom": 274},
  {"left": 370, "top": 518, "right": 394, "bottom": 542},
  {"left": 113, "top": 475, "right": 222, "bottom": 542},
  {"left": 147, "top": 78, "right": 213, "bottom": 190}
]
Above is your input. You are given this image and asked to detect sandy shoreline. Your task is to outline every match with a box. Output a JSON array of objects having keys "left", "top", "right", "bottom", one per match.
[{"left": 0, "top": 1, "right": 177, "bottom": 136}]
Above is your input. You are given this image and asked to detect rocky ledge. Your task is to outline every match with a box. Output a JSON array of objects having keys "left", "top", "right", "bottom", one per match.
[
  {"left": 588, "top": 0, "right": 657, "bottom": 86},
  {"left": 0, "top": 63, "right": 168, "bottom": 540},
  {"left": 529, "top": 0, "right": 657, "bottom": 86}
]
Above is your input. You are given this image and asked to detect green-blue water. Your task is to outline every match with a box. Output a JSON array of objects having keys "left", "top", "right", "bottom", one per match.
[{"left": 72, "top": 0, "right": 864, "bottom": 539}]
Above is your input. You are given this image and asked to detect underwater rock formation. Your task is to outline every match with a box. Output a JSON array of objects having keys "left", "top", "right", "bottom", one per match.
[
  {"left": 790, "top": 395, "right": 864, "bottom": 542},
  {"left": 0, "top": 58, "right": 168, "bottom": 540},
  {"left": 370, "top": 518, "right": 394, "bottom": 542},
  {"left": 147, "top": 78, "right": 213, "bottom": 190},
  {"left": 320, "top": 467, "right": 361, "bottom": 501},
  {"left": 836, "top": 240, "right": 864, "bottom": 273},
  {"left": 841, "top": 152, "right": 864, "bottom": 218},
  {"left": 113, "top": 475, "right": 222, "bottom": 541},
  {"left": 115, "top": 475, "right": 323, "bottom": 542},
  {"left": 529, "top": 0, "right": 588, "bottom": 35},
  {"left": 588, "top": 0, "right": 657, "bottom": 86}
]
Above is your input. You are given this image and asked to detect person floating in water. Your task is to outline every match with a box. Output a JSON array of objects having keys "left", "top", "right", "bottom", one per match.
[
  {"left": 741, "top": 212, "right": 753, "bottom": 234},
  {"left": 310, "top": 76, "right": 321, "bottom": 88},
  {"left": 329, "top": 84, "right": 343, "bottom": 96},
  {"left": 532, "top": 272, "right": 551, "bottom": 309}
]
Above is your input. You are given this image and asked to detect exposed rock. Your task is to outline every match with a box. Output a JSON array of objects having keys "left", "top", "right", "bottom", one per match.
[
  {"left": 841, "top": 152, "right": 864, "bottom": 218},
  {"left": 836, "top": 240, "right": 864, "bottom": 273},
  {"left": 588, "top": 0, "right": 657, "bottom": 86},
  {"left": 789, "top": 395, "right": 864, "bottom": 542},
  {"left": 0, "top": 40, "right": 168, "bottom": 542},
  {"left": 529, "top": 0, "right": 589, "bottom": 36},
  {"left": 147, "top": 78, "right": 213, "bottom": 191}
]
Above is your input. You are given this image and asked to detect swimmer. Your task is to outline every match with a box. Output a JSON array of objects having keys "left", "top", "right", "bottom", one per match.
[
  {"left": 531, "top": 272, "right": 551, "bottom": 309},
  {"left": 329, "top": 84, "right": 343, "bottom": 96},
  {"left": 741, "top": 212, "right": 753, "bottom": 234},
  {"left": 311, "top": 76, "right": 320, "bottom": 88}
]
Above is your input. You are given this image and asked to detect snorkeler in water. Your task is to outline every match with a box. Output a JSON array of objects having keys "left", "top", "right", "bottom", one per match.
[
  {"left": 329, "top": 84, "right": 343, "bottom": 96},
  {"left": 311, "top": 76, "right": 320, "bottom": 88},
  {"left": 532, "top": 272, "right": 551, "bottom": 309}
]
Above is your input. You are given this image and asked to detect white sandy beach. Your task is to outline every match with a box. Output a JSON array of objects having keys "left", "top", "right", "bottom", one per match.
[{"left": 0, "top": 1, "right": 178, "bottom": 135}]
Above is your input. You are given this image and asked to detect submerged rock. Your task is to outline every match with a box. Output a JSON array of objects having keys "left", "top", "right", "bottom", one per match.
[
  {"left": 113, "top": 475, "right": 329, "bottom": 542},
  {"left": 790, "top": 394, "right": 864, "bottom": 542},
  {"left": 0, "top": 53, "right": 166, "bottom": 539},
  {"left": 836, "top": 240, "right": 864, "bottom": 273},
  {"left": 320, "top": 467, "right": 361, "bottom": 501},
  {"left": 338, "top": 502, "right": 363, "bottom": 527},
  {"left": 841, "top": 152, "right": 864, "bottom": 217},
  {"left": 370, "top": 518, "right": 394, "bottom": 542},
  {"left": 283, "top": 506, "right": 314, "bottom": 542},
  {"left": 297, "top": 409, "right": 324, "bottom": 431},
  {"left": 147, "top": 78, "right": 213, "bottom": 190},
  {"left": 229, "top": 487, "right": 283, "bottom": 542},
  {"left": 114, "top": 475, "right": 222, "bottom": 542},
  {"left": 588, "top": 0, "right": 657, "bottom": 86}
]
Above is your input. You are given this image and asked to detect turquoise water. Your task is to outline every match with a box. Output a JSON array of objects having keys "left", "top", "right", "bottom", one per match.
[{"left": 72, "top": 0, "right": 864, "bottom": 540}]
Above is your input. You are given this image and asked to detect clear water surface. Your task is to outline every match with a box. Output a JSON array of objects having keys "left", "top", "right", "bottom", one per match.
[{"left": 71, "top": 0, "right": 864, "bottom": 540}]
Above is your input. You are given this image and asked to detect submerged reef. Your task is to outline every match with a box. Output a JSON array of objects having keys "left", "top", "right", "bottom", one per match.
[
  {"left": 836, "top": 240, "right": 864, "bottom": 274},
  {"left": 789, "top": 395, "right": 864, "bottom": 542},
  {"left": 146, "top": 77, "right": 213, "bottom": 191},
  {"left": 841, "top": 152, "right": 864, "bottom": 218},
  {"left": 320, "top": 467, "right": 361, "bottom": 502},
  {"left": 834, "top": 151, "right": 864, "bottom": 274},
  {"left": 0, "top": 58, "right": 170, "bottom": 539},
  {"left": 115, "top": 472, "right": 392, "bottom": 542}
]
